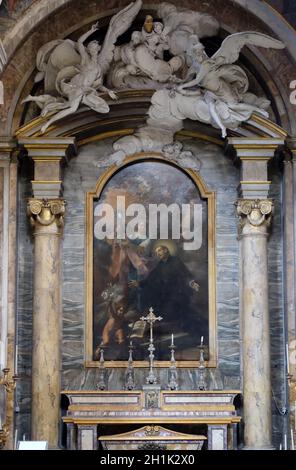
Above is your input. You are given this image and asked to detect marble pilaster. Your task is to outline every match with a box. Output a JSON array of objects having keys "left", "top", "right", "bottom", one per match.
[
  {"left": 207, "top": 424, "right": 228, "bottom": 450},
  {"left": 0, "top": 139, "right": 18, "bottom": 449},
  {"left": 286, "top": 139, "right": 296, "bottom": 445}
]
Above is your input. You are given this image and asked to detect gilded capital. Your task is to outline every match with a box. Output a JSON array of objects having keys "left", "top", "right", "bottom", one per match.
[
  {"left": 27, "top": 198, "right": 66, "bottom": 229},
  {"left": 236, "top": 199, "right": 273, "bottom": 232}
]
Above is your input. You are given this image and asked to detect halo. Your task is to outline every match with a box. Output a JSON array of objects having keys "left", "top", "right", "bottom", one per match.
[{"left": 152, "top": 239, "right": 178, "bottom": 256}]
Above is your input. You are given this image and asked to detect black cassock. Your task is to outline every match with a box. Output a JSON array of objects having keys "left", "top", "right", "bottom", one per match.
[{"left": 138, "top": 255, "right": 197, "bottom": 328}]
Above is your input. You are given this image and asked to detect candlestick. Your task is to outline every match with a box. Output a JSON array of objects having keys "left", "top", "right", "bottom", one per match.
[
  {"left": 168, "top": 334, "right": 178, "bottom": 390},
  {"left": 0, "top": 367, "right": 19, "bottom": 393},
  {"left": 0, "top": 421, "right": 8, "bottom": 449},
  {"left": 125, "top": 341, "right": 135, "bottom": 390},
  {"left": 291, "top": 428, "right": 295, "bottom": 450},
  {"left": 197, "top": 342, "right": 206, "bottom": 390},
  {"left": 14, "top": 429, "right": 18, "bottom": 450},
  {"left": 96, "top": 347, "right": 107, "bottom": 390}
]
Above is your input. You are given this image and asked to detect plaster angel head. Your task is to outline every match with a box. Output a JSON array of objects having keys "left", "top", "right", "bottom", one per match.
[{"left": 87, "top": 40, "right": 101, "bottom": 56}]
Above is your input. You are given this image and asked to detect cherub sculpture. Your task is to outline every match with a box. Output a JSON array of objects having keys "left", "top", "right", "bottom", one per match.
[
  {"left": 107, "top": 3, "right": 219, "bottom": 90},
  {"left": 108, "top": 15, "right": 183, "bottom": 90},
  {"left": 22, "top": 0, "right": 142, "bottom": 133},
  {"left": 177, "top": 32, "right": 285, "bottom": 137}
]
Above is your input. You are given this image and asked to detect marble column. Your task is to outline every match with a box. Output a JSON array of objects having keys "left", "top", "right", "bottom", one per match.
[
  {"left": 20, "top": 137, "right": 76, "bottom": 448},
  {"left": 228, "top": 137, "right": 285, "bottom": 449},
  {"left": 27, "top": 199, "right": 65, "bottom": 447},
  {"left": 237, "top": 199, "right": 273, "bottom": 449}
]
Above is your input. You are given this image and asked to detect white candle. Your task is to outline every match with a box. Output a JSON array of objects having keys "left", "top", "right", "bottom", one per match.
[
  {"left": 286, "top": 343, "right": 290, "bottom": 374},
  {"left": 171, "top": 334, "right": 174, "bottom": 346},
  {"left": 201, "top": 336, "right": 204, "bottom": 346},
  {"left": 279, "top": 443, "right": 282, "bottom": 450},
  {"left": 284, "top": 433, "right": 287, "bottom": 450},
  {"left": 14, "top": 429, "right": 18, "bottom": 450},
  {"left": 15, "top": 344, "right": 18, "bottom": 375}
]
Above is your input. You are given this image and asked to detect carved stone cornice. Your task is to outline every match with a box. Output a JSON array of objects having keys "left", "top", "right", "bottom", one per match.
[
  {"left": 27, "top": 198, "right": 66, "bottom": 230},
  {"left": 236, "top": 199, "right": 273, "bottom": 233}
]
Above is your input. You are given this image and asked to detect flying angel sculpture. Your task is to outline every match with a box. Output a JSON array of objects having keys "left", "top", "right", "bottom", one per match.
[
  {"left": 177, "top": 32, "right": 285, "bottom": 137},
  {"left": 22, "top": 0, "right": 142, "bottom": 133}
]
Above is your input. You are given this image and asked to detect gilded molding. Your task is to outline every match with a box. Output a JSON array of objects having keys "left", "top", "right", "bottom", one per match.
[
  {"left": 236, "top": 199, "right": 273, "bottom": 230},
  {"left": 27, "top": 198, "right": 66, "bottom": 229}
]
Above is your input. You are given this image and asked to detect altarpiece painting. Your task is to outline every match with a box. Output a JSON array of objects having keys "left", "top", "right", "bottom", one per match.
[{"left": 86, "top": 155, "right": 216, "bottom": 367}]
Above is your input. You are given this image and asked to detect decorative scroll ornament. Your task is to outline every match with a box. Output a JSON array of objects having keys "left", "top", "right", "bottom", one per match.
[
  {"left": 145, "top": 425, "right": 160, "bottom": 436},
  {"left": 138, "top": 442, "right": 167, "bottom": 450},
  {"left": 0, "top": 423, "right": 9, "bottom": 450},
  {"left": 236, "top": 199, "right": 273, "bottom": 229},
  {"left": 27, "top": 199, "right": 66, "bottom": 228}
]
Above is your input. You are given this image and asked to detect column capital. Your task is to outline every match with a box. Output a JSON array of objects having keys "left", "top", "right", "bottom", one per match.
[
  {"left": 227, "top": 137, "right": 285, "bottom": 199},
  {"left": 27, "top": 198, "right": 66, "bottom": 233},
  {"left": 18, "top": 137, "right": 76, "bottom": 198},
  {"left": 236, "top": 199, "right": 273, "bottom": 234}
]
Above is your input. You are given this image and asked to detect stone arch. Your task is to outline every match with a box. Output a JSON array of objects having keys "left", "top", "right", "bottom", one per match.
[{"left": 1, "top": 0, "right": 295, "bottom": 136}]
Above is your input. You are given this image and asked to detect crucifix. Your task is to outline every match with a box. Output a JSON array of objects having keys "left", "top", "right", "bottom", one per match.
[{"left": 140, "top": 307, "right": 163, "bottom": 384}]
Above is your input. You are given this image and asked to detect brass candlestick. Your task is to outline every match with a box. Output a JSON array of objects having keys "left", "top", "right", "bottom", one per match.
[
  {"left": 0, "top": 368, "right": 19, "bottom": 393},
  {"left": 0, "top": 423, "right": 9, "bottom": 450}
]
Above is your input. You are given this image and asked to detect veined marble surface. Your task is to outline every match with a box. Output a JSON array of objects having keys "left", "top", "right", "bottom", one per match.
[
  {"left": 15, "top": 138, "right": 285, "bottom": 446},
  {"left": 268, "top": 174, "right": 286, "bottom": 448}
]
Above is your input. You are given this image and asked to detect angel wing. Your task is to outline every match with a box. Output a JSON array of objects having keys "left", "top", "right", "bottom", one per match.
[
  {"left": 35, "top": 39, "right": 80, "bottom": 94},
  {"left": 99, "top": 0, "right": 142, "bottom": 75},
  {"left": 211, "top": 32, "right": 285, "bottom": 65}
]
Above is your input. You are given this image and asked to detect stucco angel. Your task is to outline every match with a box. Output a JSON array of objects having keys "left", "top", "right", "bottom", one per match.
[
  {"left": 107, "top": 2, "right": 219, "bottom": 90},
  {"left": 177, "top": 32, "right": 285, "bottom": 137},
  {"left": 108, "top": 16, "right": 183, "bottom": 90},
  {"left": 22, "top": 0, "right": 142, "bottom": 133}
]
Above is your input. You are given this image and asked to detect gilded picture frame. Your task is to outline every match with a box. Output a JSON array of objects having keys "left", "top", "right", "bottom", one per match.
[{"left": 85, "top": 153, "right": 216, "bottom": 368}]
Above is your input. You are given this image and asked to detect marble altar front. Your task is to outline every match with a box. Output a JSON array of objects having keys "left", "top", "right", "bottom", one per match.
[{"left": 62, "top": 390, "right": 241, "bottom": 450}]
